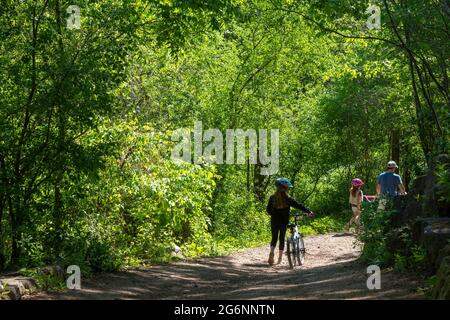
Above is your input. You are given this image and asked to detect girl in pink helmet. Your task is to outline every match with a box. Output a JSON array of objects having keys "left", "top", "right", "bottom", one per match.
[{"left": 346, "top": 178, "right": 364, "bottom": 232}]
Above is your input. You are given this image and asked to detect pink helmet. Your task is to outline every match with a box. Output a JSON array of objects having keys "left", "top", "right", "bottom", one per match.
[{"left": 351, "top": 178, "right": 364, "bottom": 187}]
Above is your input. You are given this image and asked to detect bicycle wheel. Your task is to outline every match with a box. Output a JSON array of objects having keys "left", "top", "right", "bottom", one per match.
[
  {"left": 293, "top": 238, "right": 298, "bottom": 267},
  {"left": 297, "top": 235, "right": 305, "bottom": 266},
  {"left": 286, "top": 238, "right": 294, "bottom": 269}
]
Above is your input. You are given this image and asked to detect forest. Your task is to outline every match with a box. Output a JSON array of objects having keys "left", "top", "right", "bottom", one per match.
[{"left": 0, "top": 0, "right": 448, "bottom": 284}]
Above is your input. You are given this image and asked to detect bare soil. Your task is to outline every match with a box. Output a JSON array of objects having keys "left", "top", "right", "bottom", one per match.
[{"left": 24, "top": 233, "right": 425, "bottom": 300}]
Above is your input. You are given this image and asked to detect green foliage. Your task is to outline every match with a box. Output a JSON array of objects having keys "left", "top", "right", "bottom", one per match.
[
  {"left": 357, "top": 202, "right": 395, "bottom": 266},
  {"left": 19, "top": 269, "right": 66, "bottom": 292},
  {"left": 358, "top": 201, "right": 427, "bottom": 272},
  {"left": 417, "top": 275, "right": 438, "bottom": 299},
  {"left": 300, "top": 214, "right": 346, "bottom": 237},
  {"left": 393, "top": 243, "right": 427, "bottom": 272},
  {"left": 436, "top": 163, "right": 450, "bottom": 203},
  {"left": 392, "top": 238, "right": 427, "bottom": 273},
  {"left": 0, "top": 0, "right": 447, "bottom": 278}
]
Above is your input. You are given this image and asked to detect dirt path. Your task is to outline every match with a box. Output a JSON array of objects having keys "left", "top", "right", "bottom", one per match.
[{"left": 25, "top": 233, "right": 424, "bottom": 300}]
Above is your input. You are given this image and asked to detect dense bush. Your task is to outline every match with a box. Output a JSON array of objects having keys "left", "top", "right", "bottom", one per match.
[{"left": 358, "top": 201, "right": 427, "bottom": 271}]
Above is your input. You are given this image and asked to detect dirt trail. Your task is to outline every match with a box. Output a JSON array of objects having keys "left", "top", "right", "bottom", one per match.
[{"left": 25, "top": 233, "right": 424, "bottom": 300}]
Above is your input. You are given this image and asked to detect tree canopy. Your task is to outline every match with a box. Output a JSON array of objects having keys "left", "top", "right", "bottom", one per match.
[{"left": 0, "top": 0, "right": 448, "bottom": 272}]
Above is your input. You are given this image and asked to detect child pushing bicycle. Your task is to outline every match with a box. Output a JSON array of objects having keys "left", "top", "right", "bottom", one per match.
[{"left": 266, "top": 178, "right": 314, "bottom": 266}]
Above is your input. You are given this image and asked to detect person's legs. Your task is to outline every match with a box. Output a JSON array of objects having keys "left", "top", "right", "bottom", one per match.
[
  {"left": 268, "top": 246, "right": 275, "bottom": 265},
  {"left": 353, "top": 207, "right": 361, "bottom": 232},
  {"left": 276, "top": 216, "right": 289, "bottom": 264},
  {"left": 349, "top": 206, "right": 361, "bottom": 228},
  {"left": 346, "top": 217, "right": 354, "bottom": 231},
  {"left": 269, "top": 216, "right": 279, "bottom": 265},
  {"left": 346, "top": 206, "right": 356, "bottom": 231},
  {"left": 278, "top": 225, "right": 287, "bottom": 251},
  {"left": 270, "top": 216, "right": 279, "bottom": 248}
]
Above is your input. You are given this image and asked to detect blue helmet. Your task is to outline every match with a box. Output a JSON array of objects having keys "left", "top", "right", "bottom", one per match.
[{"left": 275, "top": 178, "right": 293, "bottom": 189}]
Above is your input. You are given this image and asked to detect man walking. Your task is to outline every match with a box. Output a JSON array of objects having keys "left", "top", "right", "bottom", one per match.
[{"left": 376, "top": 160, "right": 407, "bottom": 210}]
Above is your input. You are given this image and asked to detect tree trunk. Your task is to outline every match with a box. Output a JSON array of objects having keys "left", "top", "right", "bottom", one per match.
[
  {"left": 0, "top": 183, "right": 4, "bottom": 270},
  {"left": 52, "top": 0, "right": 66, "bottom": 255},
  {"left": 0, "top": 151, "right": 6, "bottom": 269},
  {"left": 384, "top": 0, "right": 435, "bottom": 164},
  {"left": 10, "top": 196, "right": 20, "bottom": 266},
  {"left": 390, "top": 129, "right": 400, "bottom": 165},
  {"left": 403, "top": 166, "right": 410, "bottom": 192},
  {"left": 246, "top": 159, "right": 251, "bottom": 192},
  {"left": 253, "top": 153, "right": 267, "bottom": 202}
]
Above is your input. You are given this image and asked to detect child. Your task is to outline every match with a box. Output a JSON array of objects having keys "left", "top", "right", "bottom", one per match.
[
  {"left": 266, "top": 178, "right": 314, "bottom": 266},
  {"left": 346, "top": 178, "right": 364, "bottom": 232}
]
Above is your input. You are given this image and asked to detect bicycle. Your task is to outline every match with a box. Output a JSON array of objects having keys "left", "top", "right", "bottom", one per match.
[{"left": 286, "top": 213, "right": 310, "bottom": 269}]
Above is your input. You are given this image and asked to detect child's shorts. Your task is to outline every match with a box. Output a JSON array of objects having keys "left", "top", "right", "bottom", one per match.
[{"left": 351, "top": 206, "right": 361, "bottom": 215}]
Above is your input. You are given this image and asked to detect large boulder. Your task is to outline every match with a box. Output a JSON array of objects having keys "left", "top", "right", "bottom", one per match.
[
  {"left": 0, "top": 266, "right": 59, "bottom": 300},
  {"left": 391, "top": 194, "right": 420, "bottom": 227},
  {"left": 36, "top": 265, "right": 65, "bottom": 279},
  {"left": 390, "top": 154, "right": 449, "bottom": 227},
  {"left": 412, "top": 217, "right": 450, "bottom": 269},
  {"left": 386, "top": 226, "right": 413, "bottom": 256},
  {"left": 0, "top": 277, "right": 38, "bottom": 300},
  {"left": 436, "top": 244, "right": 450, "bottom": 270},
  {"left": 432, "top": 255, "right": 450, "bottom": 300}
]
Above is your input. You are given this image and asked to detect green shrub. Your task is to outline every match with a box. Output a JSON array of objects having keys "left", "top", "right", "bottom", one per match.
[
  {"left": 19, "top": 268, "right": 66, "bottom": 292},
  {"left": 357, "top": 202, "right": 395, "bottom": 266},
  {"left": 85, "top": 240, "right": 122, "bottom": 272},
  {"left": 300, "top": 214, "right": 346, "bottom": 236},
  {"left": 358, "top": 201, "right": 427, "bottom": 272}
]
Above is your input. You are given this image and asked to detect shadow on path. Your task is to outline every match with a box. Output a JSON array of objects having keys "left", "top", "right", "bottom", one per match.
[{"left": 27, "top": 250, "right": 422, "bottom": 300}]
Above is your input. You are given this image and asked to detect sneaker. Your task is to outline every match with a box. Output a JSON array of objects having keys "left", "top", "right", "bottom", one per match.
[{"left": 277, "top": 250, "right": 283, "bottom": 264}]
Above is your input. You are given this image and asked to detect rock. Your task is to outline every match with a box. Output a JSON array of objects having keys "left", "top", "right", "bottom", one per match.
[
  {"left": 0, "top": 265, "right": 61, "bottom": 300},
  {"left": 436, "top": 244, "right": 450, "bottom": 270},
  {"left": 3, "top": 283, "right": 21, "bottom": 300},
  {"left": 171, "top": 245, "right": 184, "bottom": 259},
  {"left": 394, "top": 154, "right": 450, "bottom": 226},
  {"left": 391, "top": 195, "right": 415, "bottom": 227},
  {"left": 387, "top": 227, "right": 411, "bottom": 254},
  {"left": 412, "top": 217, "right": 450, "bottom": 268},
  {"left": 410, "top": 175, "right": 427, "bottom": 196},
  {"left": 171, "top": 252, "right": 185, "bottom": 259},
  {"left": 37, "top": 265, "right": 65, "bottom": 279},
  {"left": 0, "top": 277, "right": 38, "bottom": 300},
  {"left": 432, "top": 256, "right": 450, "bottom": 300}
]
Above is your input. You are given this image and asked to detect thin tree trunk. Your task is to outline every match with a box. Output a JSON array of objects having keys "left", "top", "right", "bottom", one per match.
[
  {"left": 391, "top": 129, "right": 400, "bottom": 165},
  {"left": 384, "top": 0, "right": 436, "bottom": 164},
  {"left": 10, "top": 1, "right": 41, "bottom": 265},
  {"left": 10, "top": 195, "right": 19, "bottom": 266},
  {"left": 0, "top": 152, "right": 4, "bottom": 270},
  {"left": 247, "top": 160, "right": 251, "bottom": 192},
  {"left": 253, "top": 153, "right": 267, "bottom": 202},
  {"left": 52, "top": 0, "right": 66, "bottom": 255}
]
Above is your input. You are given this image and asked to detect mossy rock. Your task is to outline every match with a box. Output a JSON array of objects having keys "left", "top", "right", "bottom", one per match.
[
  {"left": 432, "top": 255, "right": 450, "bottom": 300},
  {"left": 436, "top": 244, "right": 450, "bottom": 270},
  {"left": 413, "top": 218, "right": 450, "bottom": 269}
]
